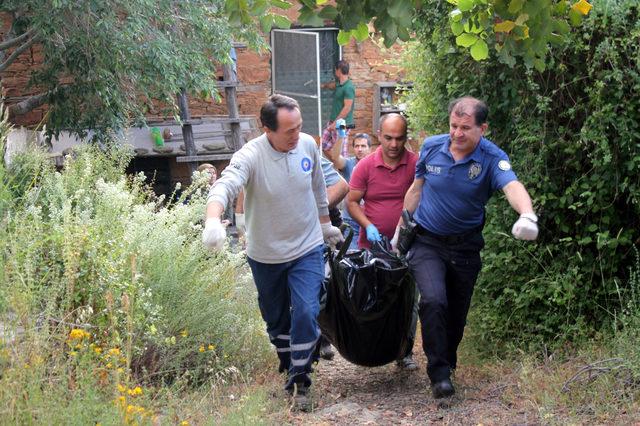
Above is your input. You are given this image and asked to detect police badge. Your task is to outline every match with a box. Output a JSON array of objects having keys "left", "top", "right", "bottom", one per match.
[{"left": 468, "top": 162, "right": 482, "bottom": 180}]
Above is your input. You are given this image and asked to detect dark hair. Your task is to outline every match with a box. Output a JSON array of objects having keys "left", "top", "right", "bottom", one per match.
[
  {"left": 448, "top": 96, "right": 488, "bottom": 125},
  {"left": 335, "top": 60, "right": 350, "bottom": 75},
  {"left": 352, "top": 133, "right": 371, "bottom": 147},
  {"left": 260, "top": 94, "right": 300, "bottom": 131},
  {"left": 379, "top": 113, "right": 408, "bottom": 136}
]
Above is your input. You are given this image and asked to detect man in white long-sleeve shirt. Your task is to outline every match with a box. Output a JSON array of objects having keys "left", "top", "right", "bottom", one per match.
[{"left": 202, "top": 94, "right": 343, "bottom": 411}]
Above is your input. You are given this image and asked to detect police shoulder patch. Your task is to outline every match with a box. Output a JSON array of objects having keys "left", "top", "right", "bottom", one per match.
[
  {"left": 300, "top": 157, "right": 312, "bottom": 172},
  {"left": 498, "top": 160, "right": 511, "bottom": 171}
]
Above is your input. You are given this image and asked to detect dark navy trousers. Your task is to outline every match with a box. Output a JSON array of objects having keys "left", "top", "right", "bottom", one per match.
[
  {"left": 406, "top": 231, "right": 484, "bottom": 382},
  {"left": 247, "top": 244, "right": 324, "bottom": 390}
]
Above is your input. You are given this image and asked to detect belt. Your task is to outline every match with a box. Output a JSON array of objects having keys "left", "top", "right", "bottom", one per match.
[{"left": 415, "top": 224, "right": 483, "bottom": 245}]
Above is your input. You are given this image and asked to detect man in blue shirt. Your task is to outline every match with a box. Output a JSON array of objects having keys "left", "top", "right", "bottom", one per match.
[
  {"left": 323, "top": 132, "right": 372, "bottom": 249},
  {"left": 400, "top": 97, "right": 538, "bottom": 399}
]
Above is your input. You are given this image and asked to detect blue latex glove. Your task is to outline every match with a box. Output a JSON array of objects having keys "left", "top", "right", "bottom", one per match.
[
  {"left": 336, "top": 118, "right": 347, "bottom": 137},
  {"left": 366, "top": 224, "right": 382, "bottom": 242}
]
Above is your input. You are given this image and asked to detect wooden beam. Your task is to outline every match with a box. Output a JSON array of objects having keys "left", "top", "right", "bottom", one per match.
[
  {"left": 215, "top": 81, "right": 239, "bottom": 88},
  {"left": 177, "top": 88, "right": 197, "bottom": 174},
  {"left": 222, "top": 63, "right": 243, "bottom": 152},
  {"left": 176, "top": 153, "right": 234, "bottom": 162}
]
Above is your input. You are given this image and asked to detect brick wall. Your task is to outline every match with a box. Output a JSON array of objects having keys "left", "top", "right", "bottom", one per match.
[{"left": 0, "top": 13, "right": 48, "bottom": 127}]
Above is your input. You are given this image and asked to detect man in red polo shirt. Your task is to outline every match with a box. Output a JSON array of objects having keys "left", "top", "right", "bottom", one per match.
[
  {"left": 346, "top": 113, "right": 418, "bottom": 370},
  {"left": 347, "top": 113, "right": 417, "bottom": 249}
]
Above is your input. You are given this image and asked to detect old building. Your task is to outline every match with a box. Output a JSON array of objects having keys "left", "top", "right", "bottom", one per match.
[{"left": 1, "top": 9, "right": 410, "bottom": 192}]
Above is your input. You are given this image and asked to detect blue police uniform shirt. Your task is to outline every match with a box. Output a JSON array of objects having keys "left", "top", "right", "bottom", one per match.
[{"left": 414, "top": 134, "right": 518, "bottom": 235}]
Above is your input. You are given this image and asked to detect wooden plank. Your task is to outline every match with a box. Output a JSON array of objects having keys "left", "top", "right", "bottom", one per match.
[
  {"left": 215, "top": 81, "right": 240, "bottom": 88},
  {"left": 146, "top": 116, "right": 252, "bottom": 125},
  {"left": 178, "top": 89, "right": 197, "bottom": 174},
  {"left": 176, "top": 153, "right": 234, "bottom": 162},
  {"left": 222, "top": 63, "right": 243, "bottom": 152}
]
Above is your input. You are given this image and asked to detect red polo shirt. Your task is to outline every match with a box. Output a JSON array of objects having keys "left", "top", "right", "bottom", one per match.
[{"left": 349, "top": 147, "right": 417, "bottom": 248}]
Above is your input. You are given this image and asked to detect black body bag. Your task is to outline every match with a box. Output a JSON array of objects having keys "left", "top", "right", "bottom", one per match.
[{"left": 318, "top": 227, "right": 416, "bottom": 367}]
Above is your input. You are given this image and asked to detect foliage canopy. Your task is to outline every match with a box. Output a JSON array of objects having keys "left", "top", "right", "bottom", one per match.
[{"left": 295, "top": 0, "right": 593, "bottom": 69}]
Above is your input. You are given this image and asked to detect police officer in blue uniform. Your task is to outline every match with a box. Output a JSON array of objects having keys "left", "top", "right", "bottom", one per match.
[{"left": 401, "top": 96, "right": 538, "bottom": 398}]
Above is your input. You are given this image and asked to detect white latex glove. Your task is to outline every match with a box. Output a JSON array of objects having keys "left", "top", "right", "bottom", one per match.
[
  {"left": 235, "top": 213, "right": 245, "bottom": 235},
  {"left": 321, "top": 221, "right": 344, "bottom": 247},
  {"left": 202, "top": 217, "right": 227, "bottom": 250},
  {"left": 511, "top": 213, "right": 539, "bottom": 241},
  {"left": 390, "top": 225, "right": 400, "bottom": 253}
]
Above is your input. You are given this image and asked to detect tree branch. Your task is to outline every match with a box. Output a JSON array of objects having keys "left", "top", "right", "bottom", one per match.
[
  {"left": 7, "top": 92, "right": 49, "bottom": 117},
  {"left": 0, "top": 36, "right": 38, "bottom": 73},
  {"left": 0, "top": 28, "right": 35, "bottom": 51}
]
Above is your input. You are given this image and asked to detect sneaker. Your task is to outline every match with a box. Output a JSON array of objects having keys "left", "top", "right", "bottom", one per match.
[
  {"left": 292, "top": 383, "right": 312, "bottom": 412},
  {"left": 396, "top": 355, "right": 418, "bottom": 371},
  {"left": 431, "top": 378, "right": 455, "bottom": 399},
  {"left": 319, "top": 343, "right": 335, "bottom": 360}
]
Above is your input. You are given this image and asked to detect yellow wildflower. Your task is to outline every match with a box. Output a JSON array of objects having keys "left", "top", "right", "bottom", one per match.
[
  {"left": 125, "top": 405, "right": 146, "bottom": 415},
  {"left": 199, "top": 345, "right": 205, "bottom": 353},
  {"left": 180, "top": 330, "right": 188, "bottom": 337},
  {"left": 94, "top": 347, "right": 102, "bottom": 354},
  {"left": 117, "top": 367, "right": 124, "bottom": 373},
  {"left": 68, "top": 328, "right": 90, "bottom": 341},
  {"left": 180, "top": 421, "right": 190, "bottom": 426},
  {"left": 116, "top": 395, "right": 126, "bottom": 406},
  {"left": 572, "top": 0, "right": 593, "bottom": 15},
  {"left": 127, "top": 386, "right": 143, "bottom": 396},
  {"left": 68, "top": 351, "right": 77, "bottom": 357},
  {"left": 117, "top": 383, "right": 127, "bottom": 393},
  {"left": 106, "top": 362, "right": 113, "bottom": 368},
  {"left": 108, "top": 348, "right": 121, "bottom": 356},
  {"left": 208, "top": 344, "right": 215, "bottom": 351}
]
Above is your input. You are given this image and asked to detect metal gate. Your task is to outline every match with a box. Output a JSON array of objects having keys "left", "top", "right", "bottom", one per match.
[{"left": 271, "top": 29, "right": 322, "bottom": 136}]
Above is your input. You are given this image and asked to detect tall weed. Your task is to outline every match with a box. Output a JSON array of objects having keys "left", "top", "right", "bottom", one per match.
[{"left": 0, "top": 143, "right": 271, "bottom": 421}]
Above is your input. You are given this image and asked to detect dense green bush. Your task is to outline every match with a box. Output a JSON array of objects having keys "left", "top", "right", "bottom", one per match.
[{"left": 403, "top": 0, "right": 640, "bottom": 352}]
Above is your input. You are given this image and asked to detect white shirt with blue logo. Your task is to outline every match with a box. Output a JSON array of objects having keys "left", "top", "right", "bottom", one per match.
[
  {"left": 207, "top": 132, "right": 329, "bottom": 263},
  {"left": 414, "top": 134, "right": 518, "bottom": 235}
]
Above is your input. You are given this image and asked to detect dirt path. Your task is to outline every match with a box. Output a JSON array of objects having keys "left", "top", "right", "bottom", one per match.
[{"left": 288, "top": 344, "right": 540, "bottom": 425}]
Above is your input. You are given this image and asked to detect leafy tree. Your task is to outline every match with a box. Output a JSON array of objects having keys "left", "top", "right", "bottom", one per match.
[
  {"left": 296, "top": 0, "right": 593, "bottom": 70},
  {"left": 0, "top": 0, "right": 267, "bottom": 139}
]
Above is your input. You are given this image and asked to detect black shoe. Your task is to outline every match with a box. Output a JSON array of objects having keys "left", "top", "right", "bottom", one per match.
[
  {"left": 396, "top": 355, "right": 418, "bottom": 371},
  {"left": 319, "top": 343, "right": 335, "bottom": 360},
  {"left": 292, "top": 383, "right": 312, "bottom": 412},
  {"left": 431, "top": 378, "right": 455, "bottom": 399}
]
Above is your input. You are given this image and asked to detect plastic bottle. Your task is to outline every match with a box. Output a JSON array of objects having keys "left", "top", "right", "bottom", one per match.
[{"left": 151, "top": 127, "right": 164, "bottom": 147}]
